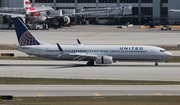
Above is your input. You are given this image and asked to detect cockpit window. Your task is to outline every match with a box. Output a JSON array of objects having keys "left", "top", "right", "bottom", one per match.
[{"left": 160, "top": 50, "right": 166, "bottom": 52}]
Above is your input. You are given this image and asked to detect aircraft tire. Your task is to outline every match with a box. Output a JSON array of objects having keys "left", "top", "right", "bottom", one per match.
[
  {"left": 87, "top": 60, "right": 94, "bottom": 66},
  {"left": 155, "top": 62, "right": 158, "bottom": 66}
]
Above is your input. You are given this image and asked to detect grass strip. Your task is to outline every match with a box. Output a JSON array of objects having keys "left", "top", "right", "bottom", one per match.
[
  {"left": 159, "top": 45, "right": 180, "bottom": 50},
  {"left": 0, "top": 45, "right": 16, "bottom": 50},
  {"left": 0, "top": 56, "right": 50, "bottom": 60},
  {"left": 0, "top": 77, "right": 180, "bottom": 85},
  {"left": 1, "top": 96, "right": 180, "bottom": 105},
  {"left": 166, "top": 56, "right": 180, "bottom": 62}
]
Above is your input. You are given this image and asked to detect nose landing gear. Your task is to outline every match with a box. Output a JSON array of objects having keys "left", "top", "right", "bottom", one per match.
[{"left": 155, "top": 62, "right": 158, "bottom": 66}]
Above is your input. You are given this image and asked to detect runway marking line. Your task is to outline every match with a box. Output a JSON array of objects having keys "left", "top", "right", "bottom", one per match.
[
  {"left": 37, "top": 93, "right": 44, "bottom": 97},
  {"left": 94, "top": 93, "right": 100, "bottom": 96},
  {"left": 156, "top": 92, "right": 163, "bottom": 96}
]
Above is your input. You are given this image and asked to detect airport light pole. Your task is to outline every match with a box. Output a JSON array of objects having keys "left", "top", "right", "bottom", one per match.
[
  {"left": 117, "top": 0, "right": 120, "bottom": 7},
  {"left": 96, "top": 0, "right": 99, "bottom": 24},
  {"left": 53, "top": 0, "right": 56, "bottom": 10},
  {"left": 75, "top": 0, "right": 78, "bottom": 24},
  {"left": 138, "top": 0, "right": 141, "bottom": 25}
]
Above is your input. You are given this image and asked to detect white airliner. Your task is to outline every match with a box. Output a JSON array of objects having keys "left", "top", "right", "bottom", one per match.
[{"left": 12, "top": 18, "right": 172, "bottom": 66}]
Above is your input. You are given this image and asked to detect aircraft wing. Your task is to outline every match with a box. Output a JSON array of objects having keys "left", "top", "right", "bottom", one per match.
[
  {"left": 56, "top": 43, "right": 98, "bottom": 61},
  {"left": 0, "top": 13, "right": 25, "bottom": 18},
  {"left": 169, "top": 9, "right": 180, "bottom": 12},
  {"left": 26, "top": 6, "right": 54, "bottom": 14},
  {"left": 68, "top": 52, "right": 98, "bottom": 61}
]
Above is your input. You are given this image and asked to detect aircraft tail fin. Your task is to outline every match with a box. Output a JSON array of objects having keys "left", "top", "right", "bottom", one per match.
[
  {"left": 25, "top": 0, "right": 32, "bottom": 9},
  {"left": 12, "top": 17, "right": 42, "bottom": 46}
]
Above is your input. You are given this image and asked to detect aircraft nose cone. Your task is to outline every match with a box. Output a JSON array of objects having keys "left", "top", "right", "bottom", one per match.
[{"left": 167, "top": 52, "right": 173, "bottom": 57}]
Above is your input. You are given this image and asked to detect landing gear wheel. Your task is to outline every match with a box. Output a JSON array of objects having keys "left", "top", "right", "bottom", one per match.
[
  {"left": 155, "top": 62, "right": 158, "bottom": 66},
  {"left": 87, "top": 60, "right": 94, "bottom": 66}
]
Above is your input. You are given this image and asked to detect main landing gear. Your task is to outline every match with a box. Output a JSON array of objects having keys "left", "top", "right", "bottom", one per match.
[
  {"left": 87, "top": 60, "right": 94, "bottom": 66},
  {"left": 155, "top": 62, "right": 158, "bottom": 66}
]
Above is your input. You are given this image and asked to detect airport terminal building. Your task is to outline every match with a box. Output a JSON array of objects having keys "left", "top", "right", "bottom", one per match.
[{"left": 0, "top": 0, "right": 180, "bottom": 25}]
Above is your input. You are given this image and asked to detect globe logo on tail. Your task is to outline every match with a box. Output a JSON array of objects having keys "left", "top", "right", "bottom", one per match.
[{"left": 19, "top": 31, "right": 40, "bottom": 46}]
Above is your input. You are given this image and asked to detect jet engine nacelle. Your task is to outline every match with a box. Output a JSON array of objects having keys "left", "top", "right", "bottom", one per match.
[
  {"left": 95, "top": 56, "right": 113, "bottom": 64},
  {"left": 62, "top": 16, "right": 70, "bottom": 25}
]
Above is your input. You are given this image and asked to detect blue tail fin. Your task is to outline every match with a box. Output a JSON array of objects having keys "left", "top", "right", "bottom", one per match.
[{"left": 12, "top": 18, "right": 40, "bottom": 46}]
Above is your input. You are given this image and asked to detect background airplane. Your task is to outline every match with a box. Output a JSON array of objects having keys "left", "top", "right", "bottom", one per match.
[
  {"left": 25, "top": 0, "right": 53, "bottom": 22},
  {"left": 25, "top": 0, "right": 71, "bottom": 25},
  {"left": 12, "top": 17, "right": 172, "bottom": 66},
  {"left": 0, "top": 0, "right": 71, "bottom": 25}
]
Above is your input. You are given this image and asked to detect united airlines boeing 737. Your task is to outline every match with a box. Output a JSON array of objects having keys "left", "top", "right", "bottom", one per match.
[{"left": 12, "top": 18, "right": 172, "bottom": 66}]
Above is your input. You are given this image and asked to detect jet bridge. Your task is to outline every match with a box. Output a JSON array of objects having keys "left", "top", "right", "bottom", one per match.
[
  {"left": 80, "top": 5, "right": 132, "bottom": 16},
  {"left": 0, "top": 7, "right": 26, "bottom": 14},
  {"left": 77, "top": 5, "right": 132, "bottom": 25},
  {"left": 43, "top": 5, "right": 133, "bottom": 25}
]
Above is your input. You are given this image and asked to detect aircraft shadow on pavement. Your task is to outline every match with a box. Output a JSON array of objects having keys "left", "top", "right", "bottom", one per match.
[
  {"left": 1, "top": 64, "right": 180, "bottom": 69},
  {"left": 48, "top": 64, "right": 180, "bottom": 69}
]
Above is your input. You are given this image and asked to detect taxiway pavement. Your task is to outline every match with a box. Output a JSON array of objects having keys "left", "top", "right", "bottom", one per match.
[
  {"left": 0, "top": 25, "right": 180, "bottom": 45},
  {"left": 1, "top": 26, "right": 180, "bottom": 81},
  {"left": 1, "top": 26, "right": 180, "bottom": 97},
  {"left": 0, "top": 85, "right": 180, "bottom": 97},
  {"left": 0, "top": 60, "right": 180, "bottom": 81}
]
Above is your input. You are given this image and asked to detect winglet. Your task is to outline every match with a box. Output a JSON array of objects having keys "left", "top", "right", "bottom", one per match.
[
  {"left": 77, "top": 39, "right": 81, "bottom": 44},
  {"left": 56, "top": 43, "right": 64, "bottom": 52},
  {"left": 56, "top": 43, "right": 64, "bottom": 57},
  {"left": 77, "top": 39, "right": 83, "bottom": 45}
]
